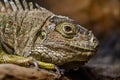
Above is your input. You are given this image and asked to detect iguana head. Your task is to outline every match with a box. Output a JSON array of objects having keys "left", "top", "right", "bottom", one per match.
[{"left": 34, "top": 15, "right": 99, "bottom": 66}]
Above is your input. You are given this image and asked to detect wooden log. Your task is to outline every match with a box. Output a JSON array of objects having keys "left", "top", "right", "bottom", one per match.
[{"left": 0, "top": 64, "right": 60, "bottom": 80}]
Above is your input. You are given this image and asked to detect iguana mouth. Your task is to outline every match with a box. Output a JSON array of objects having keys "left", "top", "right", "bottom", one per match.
[
  {"left": 65, "top": 44, "right": 96, "bottom": 52},
  {"left": 37, "top": 44, "right": 96, "bottom": 64},
  {"left": 42, "top": 42, "right": 96, "bottom": 54}
]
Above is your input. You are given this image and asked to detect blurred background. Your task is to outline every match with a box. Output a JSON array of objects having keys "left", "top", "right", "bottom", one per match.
[
  {"left": 0, "top": 0, "right": 119, "bottom": 80},
  {"left": 32, "top": 0, "right": 120, "bottom": 80}
]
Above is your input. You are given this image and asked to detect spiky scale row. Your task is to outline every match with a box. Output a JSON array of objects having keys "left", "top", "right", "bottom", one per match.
[{"left": 0, "top": 0, "right": 42, "bottom": 12}]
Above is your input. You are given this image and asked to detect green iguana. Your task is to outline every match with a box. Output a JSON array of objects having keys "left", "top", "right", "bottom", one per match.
[{"left": 0, "top": 0, "right": 98, "bottom": 74}]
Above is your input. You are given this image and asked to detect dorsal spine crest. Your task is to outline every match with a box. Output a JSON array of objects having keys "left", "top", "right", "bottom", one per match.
[{"left": 0, "top": 0, "right": 42, "bottom": 12}]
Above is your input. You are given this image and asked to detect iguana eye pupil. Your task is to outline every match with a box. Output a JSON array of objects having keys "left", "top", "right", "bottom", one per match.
[{"left": 63, "top": 26, "right": 72, "bottom": 33}]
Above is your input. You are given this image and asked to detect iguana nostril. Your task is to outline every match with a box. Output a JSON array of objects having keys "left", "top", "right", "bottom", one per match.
[
  {"left": 93, "top": 36, "right": 98, "bottom": 43},
  {"left": 85, "top": 31, "right": 89, "bottom": 35},
  {"left": 81, "top": 30, "right": 89, "bottom": 35},
  {"left": 92, "top": 37, "right": 99, "bottom": 48},
  {"left": 93, "top": 37, "right": 97, "bottom": 43}
]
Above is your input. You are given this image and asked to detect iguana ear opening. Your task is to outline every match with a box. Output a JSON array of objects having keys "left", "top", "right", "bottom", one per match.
[{"left": 39, "top": 30, "right": 46, "bottom": 40}]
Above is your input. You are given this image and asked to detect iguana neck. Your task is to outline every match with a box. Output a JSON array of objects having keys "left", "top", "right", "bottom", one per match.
[{"left": 0, "top": 9, "right": 54, "bottom": 56}]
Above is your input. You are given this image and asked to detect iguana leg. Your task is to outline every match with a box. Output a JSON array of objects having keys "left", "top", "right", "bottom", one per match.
[{"left": 0, "top": 50, "right": 55, "bottom": 70}]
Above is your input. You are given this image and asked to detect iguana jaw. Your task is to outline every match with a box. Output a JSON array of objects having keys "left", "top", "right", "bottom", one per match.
[
  {"left": 32, "top": 43, "right": 97, "bottom": 65},
  {"left": 37, "top": 32, "right": 98, "bottom": 65}
]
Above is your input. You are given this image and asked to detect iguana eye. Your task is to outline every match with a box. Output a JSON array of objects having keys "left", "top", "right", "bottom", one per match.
[
  {"left": 61, "top": 22, "right": 76, "bottom": 35},
  {"left": 56, "top": 22, "right": 77, "bottom": 38},
  {"left": 63, "top": 25, "right": 73, "bottom": 34}
]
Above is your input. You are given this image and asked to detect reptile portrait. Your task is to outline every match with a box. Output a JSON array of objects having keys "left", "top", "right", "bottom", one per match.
[{"left": 0, "top": 0, "right": 99, "bottom": 74}]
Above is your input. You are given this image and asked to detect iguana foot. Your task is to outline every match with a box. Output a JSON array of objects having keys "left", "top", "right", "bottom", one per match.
[
  {"left": 0, "top": 50, "right": 54, "bottom": 69},
  {"left": 37, "top": 61, "right": 62, "bottom": 78},
  {"left": 0, "top": 50, "right": 61, "bottom": 78},
  {"left": 32, "top": 61, "right": 61, "bottom": 78}
]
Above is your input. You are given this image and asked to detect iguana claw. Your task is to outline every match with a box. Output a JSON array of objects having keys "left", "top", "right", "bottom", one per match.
[{"left": 36, "top": 61, "right": 62, "bottom": 78}]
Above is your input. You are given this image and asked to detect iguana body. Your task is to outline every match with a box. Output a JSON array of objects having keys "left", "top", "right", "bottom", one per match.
[{"left": 0, "top": 0, "right": 98, "bottom": 70}]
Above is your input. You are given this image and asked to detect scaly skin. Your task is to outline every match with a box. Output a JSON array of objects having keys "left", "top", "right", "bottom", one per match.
[{"left": 0, "top": 0, "right": 99, "bottom": 70}]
